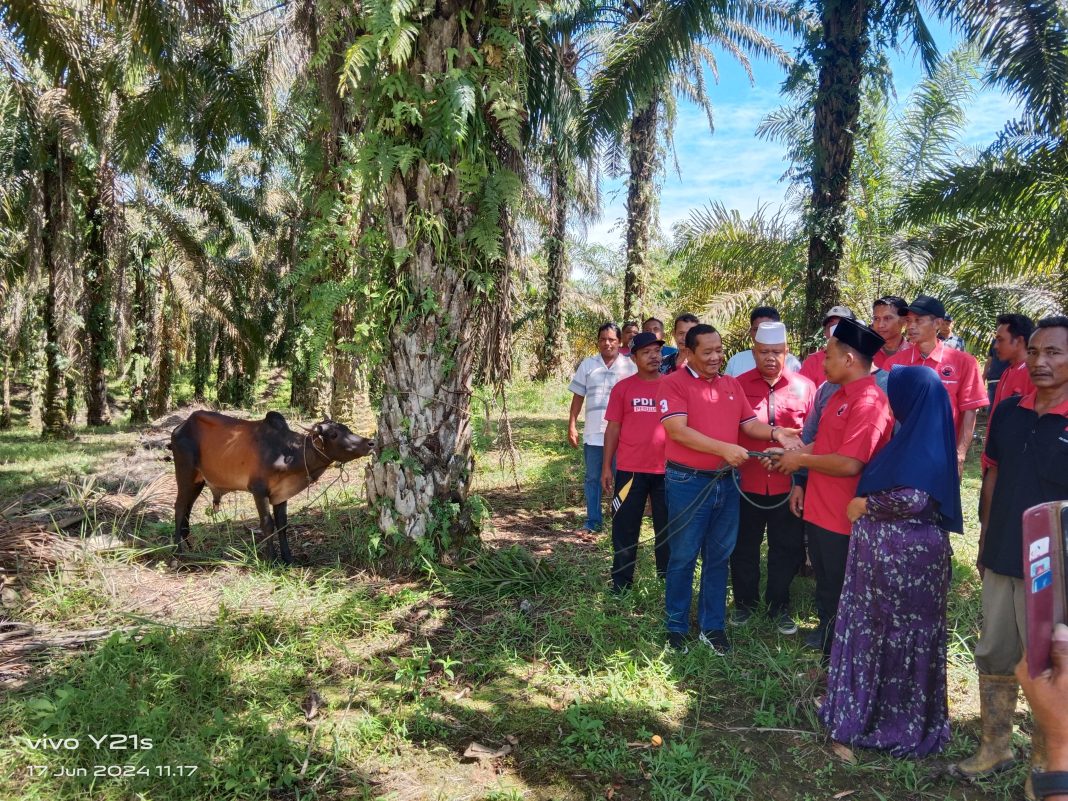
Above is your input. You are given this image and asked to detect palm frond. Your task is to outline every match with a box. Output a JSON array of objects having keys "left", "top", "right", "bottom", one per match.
[{"left": 582, "top": 0, "right": 802, "bottom": 146}]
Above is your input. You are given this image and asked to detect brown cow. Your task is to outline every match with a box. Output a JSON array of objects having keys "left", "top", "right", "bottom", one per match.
[{"left": 169, "top": 410, "right": 374, "bottom": 563}]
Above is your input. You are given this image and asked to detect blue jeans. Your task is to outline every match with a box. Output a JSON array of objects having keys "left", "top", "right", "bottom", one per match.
[
  {"left": 663, "top": 466, "right": 740, "bottom": 633},
  {"left": 582, "top": 444, "right": 612, "bottom": 531}
]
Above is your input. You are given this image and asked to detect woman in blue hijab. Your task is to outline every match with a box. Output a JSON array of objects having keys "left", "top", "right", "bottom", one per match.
[{"left": 819, "top": 366, "right": 960, "bottom": 758}]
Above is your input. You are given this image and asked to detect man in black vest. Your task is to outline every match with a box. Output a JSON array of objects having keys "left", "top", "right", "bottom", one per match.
[{"left": 953, "top": 317, "right": 1068, "bottom": 801}]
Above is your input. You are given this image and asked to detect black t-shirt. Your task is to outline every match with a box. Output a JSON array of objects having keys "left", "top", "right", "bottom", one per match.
[{"left": 983, "top": 394, "right": 1068, "bottom": 577}]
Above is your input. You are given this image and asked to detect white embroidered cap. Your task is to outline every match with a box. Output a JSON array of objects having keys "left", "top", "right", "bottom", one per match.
[{"left": 753, "top": 321, "right": 787, "bottom": 344}]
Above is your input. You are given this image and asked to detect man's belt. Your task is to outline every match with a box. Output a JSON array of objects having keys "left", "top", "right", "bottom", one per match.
[{"left": 665, "top": 461, "right": 735, "bottom": 480}]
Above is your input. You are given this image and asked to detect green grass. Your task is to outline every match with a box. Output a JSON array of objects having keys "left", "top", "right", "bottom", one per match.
[{"left": 0, "top": 380, "right": 1030, "bottom": 800}]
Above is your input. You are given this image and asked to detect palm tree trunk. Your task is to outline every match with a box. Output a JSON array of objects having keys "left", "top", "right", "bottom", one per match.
[
  {"left": 331, "top": 301, "right": 359, "bottom": 419},
  {"left": 151, "top": 261, "right": 176, "bottom": 417},
  {"left": 128, "top": 259, "right": 153, "bottom": 424},
  {"left": 0, "top": 350, "right": 11, "bottom": 430},
  {"left": 804, "top": 0, "right": 868, "bottom": 344},
  {"left": 364, "top": 9, "right": 488, "bottom": 547},
  {"left": 41, "top": 147, "right": 73, "bottom": 439},
  {"left": 83, "top": 162, "right": 114, "bottom": 425},
  {"left": 192, "top": 315, "right": 213, "bottom": 402},
  {"left": 536, "top": 160, "right": 568, "bottom": 380},
  {"left": 624, "top": 96, "right": 659, "bottom": 321}
]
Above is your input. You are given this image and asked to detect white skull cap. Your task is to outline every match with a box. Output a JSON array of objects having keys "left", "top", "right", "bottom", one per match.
[{"left": 753, "top": 321, "right": 787, "bottom": 344}]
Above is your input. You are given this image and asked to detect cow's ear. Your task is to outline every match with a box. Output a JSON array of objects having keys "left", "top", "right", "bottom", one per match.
[{"left": 313, "top": 423, "right": 323, "bottom": 436}]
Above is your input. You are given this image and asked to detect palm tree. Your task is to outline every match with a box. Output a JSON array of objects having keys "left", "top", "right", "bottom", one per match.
[
  {"left": 800, "top": 0, "right": 1068, "bottom": 337},
  {"left": 529, "top": 21, "right": 599, "bottom": 380},
  {"left": 2, "top": 0, "right": 266, "bottom": 426},
  {"left": 896, "top": 0, "right": 1068, "bottom": 313},
  {"left": 678, "top": 47, "right": 1058, "bottom": 352},
  {"left": 336, "top": 0, "right": 540, "bottom": 547},
  {"left": 582, "top": 0, "right": 800, "bottom": 320}
]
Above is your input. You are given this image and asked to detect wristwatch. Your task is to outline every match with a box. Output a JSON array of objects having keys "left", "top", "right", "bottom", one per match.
[{"left": 1033, "top": 771, "right": 1068, "bottom": 799}]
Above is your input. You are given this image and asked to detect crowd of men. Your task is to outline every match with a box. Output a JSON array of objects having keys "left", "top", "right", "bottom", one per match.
[{"left": 565, "top": 297, "right": 1068, "bottom": 786}]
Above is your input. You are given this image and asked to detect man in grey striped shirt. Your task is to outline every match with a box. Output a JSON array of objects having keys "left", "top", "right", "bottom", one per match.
[{"left": 568, "top": 323, "right": 637, "bottom": 537}]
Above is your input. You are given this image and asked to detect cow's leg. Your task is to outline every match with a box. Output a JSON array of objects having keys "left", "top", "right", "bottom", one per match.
[
  {"left": 250, "top": 487, "right": 281, "bottom": 563},
  {"left": 273, "top": 501, "right": 292, "bottom": 565},
  {"left": 172, "top": 446, "right": 205, "bottom": 551}
]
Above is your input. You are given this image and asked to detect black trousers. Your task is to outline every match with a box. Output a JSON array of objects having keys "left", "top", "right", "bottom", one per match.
[
  {"left": 729, "top": 492, "right": 804, "bottom": 616},
  {"left": 807, "top": 522, "right": 851, "bottom": 654},
  {"left": 611, "top": 470, "right": 669, "bottom": 590}
]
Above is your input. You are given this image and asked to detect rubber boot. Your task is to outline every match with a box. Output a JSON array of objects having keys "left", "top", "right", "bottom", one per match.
[
  {"left": 953, "top": 674, "right": 1018, "bottom": 778},
  {"left": 1023, "top": 725, "right": 1046, "bottom": 801}
]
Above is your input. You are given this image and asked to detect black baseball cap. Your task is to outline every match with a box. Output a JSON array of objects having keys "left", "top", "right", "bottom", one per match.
[
  {"left": 906, "top": 295, "right": 947, "bottom": 319},
  {"left": 629, "top": 332, "right": 665, "bottom": 353}
]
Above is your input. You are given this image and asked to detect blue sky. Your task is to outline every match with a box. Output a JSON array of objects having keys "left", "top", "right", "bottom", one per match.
[{"left": 585, "top": 21, "right": 1022, "bottom": 248}]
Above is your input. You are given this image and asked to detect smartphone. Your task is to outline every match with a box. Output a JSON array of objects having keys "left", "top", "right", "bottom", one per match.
[{"left": 1022, "top": 500, "right": 1068, "bottom": 678}]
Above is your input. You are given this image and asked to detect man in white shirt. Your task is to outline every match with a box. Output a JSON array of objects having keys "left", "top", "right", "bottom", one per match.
[
  {"left": 725, "top": 306, "right": 802, "bottom": 377},
  {"left": 568, "top": 323, "right": 637, "bottom": 536}
]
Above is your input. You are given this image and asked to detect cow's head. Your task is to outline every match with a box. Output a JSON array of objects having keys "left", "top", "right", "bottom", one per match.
[{"left": 312, "top": 420, "right": 375, "bottom": 462}]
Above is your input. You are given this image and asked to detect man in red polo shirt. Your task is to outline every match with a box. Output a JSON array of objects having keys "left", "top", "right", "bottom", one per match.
[
  {"left": 871, "top": 295, "right": 910, "bottom": 369},
  {"left": 731, "top": 321, "right": 816, "bottom": 635},
  {"left": 657, "top": 324, "right": 802, "bottom": 654},
  {"left": 770, "top": 318, "right": 893, "bottom": 656},
  {"left": 981, "top": 314, "right": 1036, "bottom": 474},
  {"left": 799, "top": 305, "right": 855, "bottom": 386},
  {"left": 990, "top": 313, "right": 1036, "bottom": 409},
  {"left": 602, "top": 332, "right": 669, "bottom": 592},
  {"left": 884, "top": 295, "right": 988, "bottom": 475}
]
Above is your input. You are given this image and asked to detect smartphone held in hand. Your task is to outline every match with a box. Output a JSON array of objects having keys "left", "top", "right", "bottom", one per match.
[{"left": 1022, "top": 500, "right": 1068, "bottom": 678}]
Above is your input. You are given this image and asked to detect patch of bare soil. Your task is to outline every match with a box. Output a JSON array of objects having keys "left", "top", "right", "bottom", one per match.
[{"left": 479, "top": 488, "right": 603, "bottom": 557}]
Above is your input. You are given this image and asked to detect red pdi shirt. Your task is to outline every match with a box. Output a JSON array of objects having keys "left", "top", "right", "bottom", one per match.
[
  {"left": 884, "top": 341, "right": 988, "bottom": 435},
  {"left": 656, "top": 367, "right": 756, "bottom": 471},
  {"left": 804, "top": 375, "right": 893, "bottom": 536},
  {"left": 604, "top": 374, "right": 666, "bottom": 474},
  {"left": 798, "top": 348, "right": 827, "bottom": 386},
  {"left": 872, "top": 341, "right": 910, "bottom": 371},
  {"left": 982, "top": 361, "right": 1035, "bottom": 469},
  {"left": 736, "top": 369, "right": 816, "bottom": 495}
]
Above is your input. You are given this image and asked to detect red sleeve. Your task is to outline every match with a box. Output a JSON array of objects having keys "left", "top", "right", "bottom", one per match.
[
  {"left": 657, "top": 375, "right": 688, "bottom": 421},
  {"left": 958, "top": 354, "right": 990, "bottom": 411},
  {"left": 798, "top": 351, "right": 824, "bottom": 385},
  {"left": 837, "top": 396, "right": 891, "bottom": 463},
  {"left": 604, "top": 381, "right": 625, "bottom": 423}
]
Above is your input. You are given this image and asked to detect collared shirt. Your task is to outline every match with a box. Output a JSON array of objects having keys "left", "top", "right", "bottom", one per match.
[
  {"left": 872, "top": 340, "right": 910, "bottom": 370},
  {"left": 724, "top": 349, "right": 802, "bottom": 377},
  {"left": 804, "top": 375, "right": 893, "bottom": 536},
  {"left": 983, "top": 391, "right": 1068, "bottom": 577},
  {"left": 798, "top": 348, "right": 827, "bottom": 386},
  {"left": 604, "top": 374, "right": 666, "bottom": 474},
  {"left": 992, "top": 361, "right": 1034, "bottom": 408},
  {"left": 736, "top": 368, "right": 816, "bottom": 495},
  {"left": 884, "top": 340, "right": 988, "bottom": 434},
  {"left": 981, "top": 361, "right": 1036, "bottom": 470},
  {"left": 569, "top": 354, "right": 637, "bottom": 445},
  {"left": 656, "top": 366, "right": 756, "bottom": 471}
]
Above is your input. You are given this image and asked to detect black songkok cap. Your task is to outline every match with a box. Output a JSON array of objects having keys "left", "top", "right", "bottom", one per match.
[{"left": 832, "top": 317, "right": 885, "bottom": 359}]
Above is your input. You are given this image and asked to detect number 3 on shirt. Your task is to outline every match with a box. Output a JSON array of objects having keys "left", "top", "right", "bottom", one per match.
[{"left": 660, "top": 399, "right": 669, "bottom": 413}]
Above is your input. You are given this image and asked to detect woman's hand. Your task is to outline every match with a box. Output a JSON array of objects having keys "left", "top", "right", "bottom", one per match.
[{"left": 846, "top": 496, "right": 868, "bottom": 523}]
